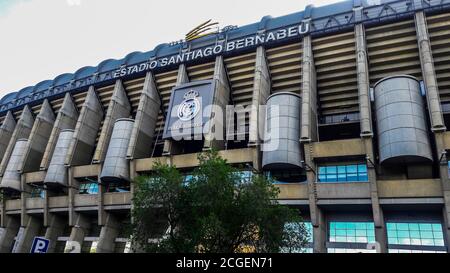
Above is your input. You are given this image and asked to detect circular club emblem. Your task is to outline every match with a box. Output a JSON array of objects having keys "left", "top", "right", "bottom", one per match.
[{"left": 177, "top": 90, "right": 200, "bottom": 121}]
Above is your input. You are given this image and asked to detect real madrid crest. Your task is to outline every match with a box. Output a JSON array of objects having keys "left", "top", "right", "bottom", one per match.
[{"left": 177, "top": 90, "right": 201, "bottom": 121}]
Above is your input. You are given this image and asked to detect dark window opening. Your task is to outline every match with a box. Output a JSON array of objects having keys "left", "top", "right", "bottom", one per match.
[
  {"left": 106, "top": 180, "right": 130, "bottom": 193},
  {"left": 76, "top": 177, "right": 99, "bottom": 195},
  {"left": 318, "top": 121, "right": 361, "bottom": 141},
  {"left": 266, "top": 169, "right": 307, "bottom": 183}
]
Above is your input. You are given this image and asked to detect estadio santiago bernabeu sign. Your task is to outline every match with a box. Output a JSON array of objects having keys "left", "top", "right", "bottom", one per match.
[
  {"left": 0, "top": 21, "right": 310, "bottom": 113},
  {"left": 163, "top": 80, "right": 216, "bottom": 140}
]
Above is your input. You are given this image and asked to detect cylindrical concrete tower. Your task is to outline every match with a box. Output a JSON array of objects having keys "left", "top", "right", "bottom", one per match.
[
  {"left": 374, "top": 75, "right": 433, "bottom": 165},
  {"left": 44, "top": 129, "right": 74, "bottom": 187},
  {"left": 0, "top": 139, "right": 28, "bottom": 193},
  {"left": 262, "top": 92, "right": 303, "bottom": 171},
  {"left": 100, "top": 118, "right": 134, "bottom": 183}
]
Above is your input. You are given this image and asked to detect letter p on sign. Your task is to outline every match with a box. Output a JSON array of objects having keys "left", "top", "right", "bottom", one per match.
[{"left": 30, "top": 237, "right": 50, "bottom": 253}]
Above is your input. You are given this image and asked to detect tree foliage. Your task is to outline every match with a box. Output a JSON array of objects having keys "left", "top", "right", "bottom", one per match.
[{"left": 131, "top": 150, "right": 310, "bottom": 253}]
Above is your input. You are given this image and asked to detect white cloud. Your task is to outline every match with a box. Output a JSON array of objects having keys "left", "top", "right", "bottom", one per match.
[{"left": 0, "top": 0, "right": 337, "bottom": 97}]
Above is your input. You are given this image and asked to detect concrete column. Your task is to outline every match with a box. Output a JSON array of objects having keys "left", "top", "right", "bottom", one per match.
[
  {"left": 44, "top": 214, "right": 66, "bottom": 253},
  {"left": 203, "top": 56, "right": 231, "bottom": 151},
  {"left": 127, "top": 72, "right": 161, "bottom": 160},
  {"left": 68, "top": 168, "right": 76, "bottom": 227},
  {"left": 67, "top": 213, "right": 91, "bottom": 250},
  {"left": 0, "top": 105, "right": 34, "bottom": 177},
  {"left": 248, "top": 46, "right": 271, "bottom": 146},
  {"left": 415, "top": 11, "right": 446, "bottom": 132},
  {"left": 93, "top": 80, "right": 131, "bottom": 164},
  {"left": 0, "top": 112, "right": 16, "bottom": 160},
  {"left": 304, "top": 142, "right": 325, "bottom": 252},
  {"left": 163, "top": 64, "right": 189, "bottom": 156},
  {"left": 21, "top": 100, "right": 55, "bottom": 173},
  {"left": 20, "top": 175, "right": 30, "bottom": 227},
  {"left": 12, "top": 216, "right": 42, "bottom": 253},
  {"left": 40, "top": 93, "right": 78, "bottom": 171},
  {"left": 65, "top": 86, "right": 104, "bottom": 166},
  {"left": 312, "top": 207, "right": 327, "bottom": 253},
  {"left": 98, "top": 163, "right": 106, "bottom": 226},
  {"left": 96, "top": 213, "right": 120, "bottom": 253},
  {"left": 433, "top": 132, "right": 450, "bottom": 252},
  {"left": 0, "top": 216, "right": 20, "bottom": 253},
  {"left": 300, "top": 34, "right": 318, "bottom": 142},
  {"left": 354, "top": 24, "right": 373, "bottom": 137}
]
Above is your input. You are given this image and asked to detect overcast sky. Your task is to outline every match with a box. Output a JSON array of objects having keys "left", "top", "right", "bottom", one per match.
[{"left": 0, "top": 0, "right": 339, "bottom": 98}]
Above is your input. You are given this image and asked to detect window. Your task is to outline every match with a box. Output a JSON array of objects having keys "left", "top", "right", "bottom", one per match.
[
  {"left": 318, "top": 164, "right": 368, "bottom": 183},
  {"left": 328, "top": 222, "right": 376, "bottom": 253},
  {"left": 30, "top": 188, "right": 44, "bottom": 198},
  {"left": 266, "top": 170, "right": 307, "bottom": 184},
  {"left": 79, "top": 182, "right": 98, "bottom": 195},
  {"left": 106, "top": 182, "right": 130, "bottom": 193},
  {"left": 448, "top": 161, "right": 450, "bottom": 178},
  {"left": 386, "top": 222, "right": 447, "bottom": 253}
]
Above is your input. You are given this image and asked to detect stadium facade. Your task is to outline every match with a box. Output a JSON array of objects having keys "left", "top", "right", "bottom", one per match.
[{"left": 1, "top": 0, "right": 450, "bottom": 253}]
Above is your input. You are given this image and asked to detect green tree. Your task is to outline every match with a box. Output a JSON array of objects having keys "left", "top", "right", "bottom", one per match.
[{"left": 131, "top": 150, "right": 310, "bottom": 253}]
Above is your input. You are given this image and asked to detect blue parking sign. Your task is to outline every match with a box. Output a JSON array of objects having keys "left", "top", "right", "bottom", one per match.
[{"left": 30, "top": 237, "right": 50, "bottom": 253}]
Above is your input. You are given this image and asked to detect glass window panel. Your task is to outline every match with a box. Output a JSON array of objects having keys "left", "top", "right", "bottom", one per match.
[
  {"left": 386, "top": 223, "right": 396, "bottom": 230},
  {"left": 432, "top": 224, "right": 442, "bottom": 231},
  {"left": 397, "top": 223, "right": 409, "bottom": 231},
  {"left": 409, "top": 231, "right": 420, "bottom": 238},
  {"left": 346, "top": 165, "right": 357, "bottom": 173},
  {"left": 337, "top": 166, "right": 347, "bottom": 174},
  {"left": 434, "top": 239, "right": 445, "bottom": 246},
  {"left": 326, "top": 166, "right": 337, "bottom": 174},
  {"left": 420, "top": 224, "right": 432, "bottom": 231},
  {"left": 358, "top": 173, "right": 368, "bottom": 182},
  {"left": 347, "top": 173, "right": 358, "bottom": 182},
  {"left": 337, "top": 174, "right": 347, "bottom": 182},
  {"left": 318, "top": 167, "right": 326, "bottom": 175},
  {"left": 409, "top": 223, "right": 419, "bottom": 231},
  {"left": 398, "top": 231, "right": 409, "bottom": 238},
  {"left": 358, "top": 164, "right": 367, "bottom": 173},
  {"left": 326, "top": 174, "right": 337, "bottom": 182},
  {"left": 420, "top": 231, "right": 433, "bottom": 239}
]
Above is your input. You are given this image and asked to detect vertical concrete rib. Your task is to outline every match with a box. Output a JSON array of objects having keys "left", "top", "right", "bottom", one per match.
[
  {"left": 93, "top": 80, "right": 131, "bottom": 164},
  {"left": 415, "top": 11, "right": 450, "bottom": 252},
  {"left": 0, "top": 106, "right": 34, "bottom": 177},
  {"left": 44, "top": 214, "right": 66, "bottom": 253},
  {"left": 40, "top": 93, "right": 78, "bottom": 171},
  {"left": 249, "top": 46, "right": 271, "bottom": 146},
  {"left": 300, "top": 34, "right": 318, "bottom": 142},
  {"left": 12, "top": 216, "right": 42, "bottom": 253},
  {"left": 415, "top": 11, "right": 445, "bottom": 132},
  {"left": 65, "top": 86, "right": 104, "bottom": 166},
  {"left": 203, "top": 56, "right": 231, "bottom": 151},
  {"left": 354, "top": 17, "right": 388, "bottom": 252},
  {"left": 0, "top": 112, "right": 16, "bottom": 160},
  {"left": 67, "top": 214, "right": 91, "bottom": 252},
  {"left": 163, "top": 64, "right": 189, "bottom": 156},
  {"left": 301, "top": 32, "right": 324, "bottom": 252},
  {"left": 0, "top": 216, "right": 19, "bottom": 253},
  {"left": 127, "top": 72, "right": 161, "bottom": 160},
  {"left": 434, "top": 132, "right": 450, "bottom": 252},
  {"left": 96, "top": 213, "right": 120, "bottom": 253},
  {"left": 355, "top": 24, "right": 373, "bottom": 137},
  {"left": 20, "top": 100, "right": 55, "bottom": 173}
]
